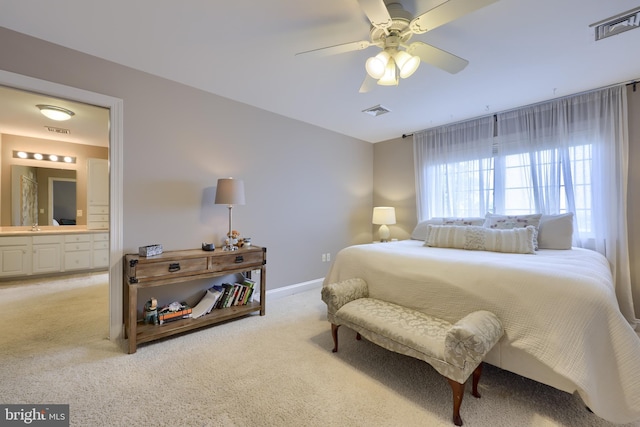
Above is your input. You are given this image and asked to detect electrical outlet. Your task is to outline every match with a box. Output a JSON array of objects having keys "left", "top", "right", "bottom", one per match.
[
  {"left": 327, "top": 253, "right": 330, "bottom": 262},
  {"left": 322, "top": 253, "right": 327, "bottom": 262},
  {"left": 77, "top": 209, "right": 83, "bottom": 217}
]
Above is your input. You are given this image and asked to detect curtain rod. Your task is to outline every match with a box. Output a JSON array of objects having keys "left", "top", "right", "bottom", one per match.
[{"left": 401, "top": 79, "right": 639, "bottom": 140}]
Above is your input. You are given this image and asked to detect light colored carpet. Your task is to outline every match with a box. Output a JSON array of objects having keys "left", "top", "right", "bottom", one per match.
[{"left": 0, "top": 274, "right": 638, "bottom": 427}]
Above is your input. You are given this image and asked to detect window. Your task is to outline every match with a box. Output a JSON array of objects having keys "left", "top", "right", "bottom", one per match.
[
  {"left": 497, "top": 144, "right": 593, "bottom": 234},
  {"left": 414, "top": 85, "right": 636, "bottom": 323},
  {"left": 427, "top": 142, "right": 593, "bottom": 235},
  {"left": 436, "top": 157, "right": 494, "bottom": 218}
]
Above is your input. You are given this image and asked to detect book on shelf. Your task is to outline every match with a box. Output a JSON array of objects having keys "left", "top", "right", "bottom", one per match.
[
  {"left": 218, "top": 283, "right": 234, "bottom": 309},
  {"left": 242, "top": 278, "right": 255, "bottom": 304},
  {"left": 158, "top": 302, "right": 192, "bottom": 325},
  {"left": 243, "top": 287, "right": 254, "bottom": 305},
  {"left": 208, "top": 285, "right": 224, "bottom": 313},
  {"left": 159, "top": 308, "right": 191, "bottom": 323},
  {"left": 225, "top": 285, "right": 235, "bottom": 308},
  {"left": 191, "top": 287, "right": 223, "bottom": 319},
  {"left": 235, "top": 284, "right": 247, "bottom": 306},
  {"left": 211, "top": 279, "right": 257, "bottom": 310},
  {"left": 158, "top": 312, "right": 191, "bottom": 324},
  {"left": 231, "top": 284, "right": 246, "bottom": 306}
]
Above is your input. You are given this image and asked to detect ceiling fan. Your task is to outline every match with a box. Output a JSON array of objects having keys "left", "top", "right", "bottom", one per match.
[{"left": 296, "top": 0, "right": 499, "bottom": 92}]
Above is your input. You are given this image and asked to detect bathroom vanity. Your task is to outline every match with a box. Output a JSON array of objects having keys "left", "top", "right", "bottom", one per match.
[{"left": 0, "top": 227, "right": 108, "bottom": 278}]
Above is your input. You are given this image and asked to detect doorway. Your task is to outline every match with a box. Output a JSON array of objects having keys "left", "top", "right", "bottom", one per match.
[{"left": 0, "top": 70, "right": 123, "bottom": 342}]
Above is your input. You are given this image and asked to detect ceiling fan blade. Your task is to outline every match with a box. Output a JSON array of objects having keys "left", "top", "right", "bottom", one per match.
[
  {"left": 359, "top": 75, "right": 377, "bottom": 93},
  {"left": 407, "top": 42, "right": 469, "bottom": 74},
  {"left": 409, "top": 0, "right": 499, "bottom": 34},
  {"left": 295, "top": 40, "right": 371, "bottom": 58},
  {"left": 358, "top": 0, "right": 392, "bottom": 30}
]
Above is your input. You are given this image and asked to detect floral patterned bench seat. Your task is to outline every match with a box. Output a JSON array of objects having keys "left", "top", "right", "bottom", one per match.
[{"left": 321, "top": 277, "right": 504, "bottom": 426}]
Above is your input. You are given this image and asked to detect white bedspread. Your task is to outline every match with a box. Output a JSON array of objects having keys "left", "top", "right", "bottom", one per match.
[{"left": 324, "top": 240, "right": 640, "bottom": 423}]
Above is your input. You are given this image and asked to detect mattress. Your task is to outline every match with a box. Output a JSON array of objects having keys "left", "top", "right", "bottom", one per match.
[{"left": 324, "top": 240, "right": 640, "bottom": 423}]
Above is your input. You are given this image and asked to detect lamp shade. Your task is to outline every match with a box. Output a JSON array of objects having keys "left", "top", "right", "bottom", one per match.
[
  {"left": 393, "top": 50, "right": 420, "bottom": 79},
  {"left": 372, "top": 207, "right": 396, "bottom": 225},
  {"left": 377, "top": 60, "right": 399, "bottom": 86},
  {"left": 365, "top": 51, "right": 390, "bottom": 79},
  {"left": 215, "top": 178, "right": 245, "bottom": 205}
]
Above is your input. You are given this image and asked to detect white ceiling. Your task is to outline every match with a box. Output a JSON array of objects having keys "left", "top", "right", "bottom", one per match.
[
  {"left": 1, "top": 0, "right": 639, "bottom": 143},
  {"left": 0, "top": 85, "right": 109, "bottom": 147}
]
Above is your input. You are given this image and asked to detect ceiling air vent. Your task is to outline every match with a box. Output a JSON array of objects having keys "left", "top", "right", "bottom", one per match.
[
  {"left": 591, "top": 7, "right": 640, "bottom": 41},
  {"left": 362, "top": 104, "right": 391, "bottom": 117},
  {"left": 45, "top": 126, "right": 71, "bottom": 135}
]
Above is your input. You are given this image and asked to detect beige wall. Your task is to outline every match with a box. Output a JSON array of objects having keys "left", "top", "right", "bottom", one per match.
[
  {"left": 374, "top": 85, "right": 640, "bottom": 318},
  {"left": 0, "top": 27, "right": 374, "bottom": 290},
  {"left": 1, "top": 134, "right": 108, "bottom": 226},
  {"left": 372, "top": 136, "right": 416, "bottom": 241}
]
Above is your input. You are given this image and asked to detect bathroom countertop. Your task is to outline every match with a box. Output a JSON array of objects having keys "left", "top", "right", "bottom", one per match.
[{"left": 0, "top": 226, "right": 107, "bottom": 236}]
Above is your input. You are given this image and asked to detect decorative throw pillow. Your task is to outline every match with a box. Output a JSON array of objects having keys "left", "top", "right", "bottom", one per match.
[
  {"left": 538, "top": 213, "right": 574, "bottom": 249},
  {"left": 443, "top": 217, "right": 485, "bottom": 226},
  {"left": 410, "top": 218, "right": 443, "bottom": 240},
  {"left": 425, "top": 224, "right": 536, "bottom": 254},
  {"left": 483, "top": 213, "right": 542, "bottom": 249}
]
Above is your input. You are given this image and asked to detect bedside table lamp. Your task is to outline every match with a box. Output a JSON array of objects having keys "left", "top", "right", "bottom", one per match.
[
  {"left": 215, "top": 177, "right": 245, "bottom": 251},
  {"left": 372, "top": 207, "right": 396, "bottom": 242}
]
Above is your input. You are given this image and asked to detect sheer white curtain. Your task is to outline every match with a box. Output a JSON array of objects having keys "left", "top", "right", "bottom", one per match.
[
  {"left": 414, "top": 85, "right": 635, "bottom": 325},
  {"left": 496, "top": 86, "right": 635, "bottom": 324},
  {"left": 413, "top": 116, "right": 495, "bottom": 220}
]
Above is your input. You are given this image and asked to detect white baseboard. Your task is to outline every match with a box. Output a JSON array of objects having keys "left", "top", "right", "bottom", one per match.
[{"left": 266, "top": 278, "right": 324, "bottom": 300}]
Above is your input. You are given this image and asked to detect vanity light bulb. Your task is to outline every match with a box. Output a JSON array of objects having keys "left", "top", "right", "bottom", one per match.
[
  {"left": 64, "top": 156, "right": 73, "bottom": 163},
  {"left": 49, "top": 154, "right": 59, "bottom": 161},
  {"left": 17, "top": 151, "right": 28, "bottom": 159},
  {"left": 33, "top": 153, "right": 43, "bottom": 160}
]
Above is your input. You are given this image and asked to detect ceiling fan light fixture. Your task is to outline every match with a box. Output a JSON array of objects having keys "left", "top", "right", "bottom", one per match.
[
  {"left": 394, "top": 50, "right": 420, "bottom": 78},
  {"left": 365, "top": 51, "right": 390, "bottom": 79},
  {"left": 36, "top": 104, "right": 75, "bottom": 121},
  {"left": 377, "top": 60, "right": 399, "bottom": 86}
]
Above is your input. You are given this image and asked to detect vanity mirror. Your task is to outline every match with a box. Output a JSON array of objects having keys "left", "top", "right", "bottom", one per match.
[
  {"left": 1, "top": 136, "right": 108, "bottom": 228},
  {"left": 11, "top": 165, "right": 77, "bottom": 226}
]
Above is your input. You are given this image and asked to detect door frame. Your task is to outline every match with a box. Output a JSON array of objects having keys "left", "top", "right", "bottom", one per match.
[{"left": 0, "top": 69, "right": 124, "bottom": 342}]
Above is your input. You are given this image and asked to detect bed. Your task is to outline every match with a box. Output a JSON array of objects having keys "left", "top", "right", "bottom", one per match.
[{"left": 323, "top": 236, "right": 640, "bottom": 423}]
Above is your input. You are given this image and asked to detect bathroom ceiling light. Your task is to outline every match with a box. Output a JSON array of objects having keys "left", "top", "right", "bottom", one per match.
[
  {"left": 36, "top": 104, "right": 75, "bottom": 121},
  {"left": 13, "top": 150, "right": 76, "bottom": 164}
]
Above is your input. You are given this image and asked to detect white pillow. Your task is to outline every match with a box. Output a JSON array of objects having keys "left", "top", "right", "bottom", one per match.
[
  {"left": 483, "top": 213, "right": 542, "bottom": 249},
  {"left": 410, "top": 218, "right": 443, "bottom": 240},
  {"left": 411, "top": 217, "right": 484, "bottom": 240},
  {"left": 538, "top": 213, "right": 574, "bottom": 249},
  {"left": 443, "top": 217, "right": 485, "bottom": 226},
  {"left": 425, "top": 224, "right": 536, "bottom": 254}
]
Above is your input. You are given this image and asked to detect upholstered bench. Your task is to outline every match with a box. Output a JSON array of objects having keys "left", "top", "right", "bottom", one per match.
[{"left": 321, "top": 278, "right": 504, "bottom": 426}]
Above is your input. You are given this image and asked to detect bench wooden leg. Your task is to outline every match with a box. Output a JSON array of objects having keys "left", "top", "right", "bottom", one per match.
[
  {"left": 331, "top": 323, "right": 340, "bottom": 353},
  {"left": 330, "top": 325, "right": 362, "bottom": 353},
  {"left": 446, "top": 363, "right": 484, "bottom": 426},
  {"left": 472, "top": 363, "right": 483, "bottom": 398},
  {"left": 447, "top": 378, "right": 465, "bottom": 426}
]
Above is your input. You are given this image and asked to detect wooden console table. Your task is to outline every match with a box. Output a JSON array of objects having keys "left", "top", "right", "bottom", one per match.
[{"left": 123, "top": 246, "right": 266, "bottom": 353}]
